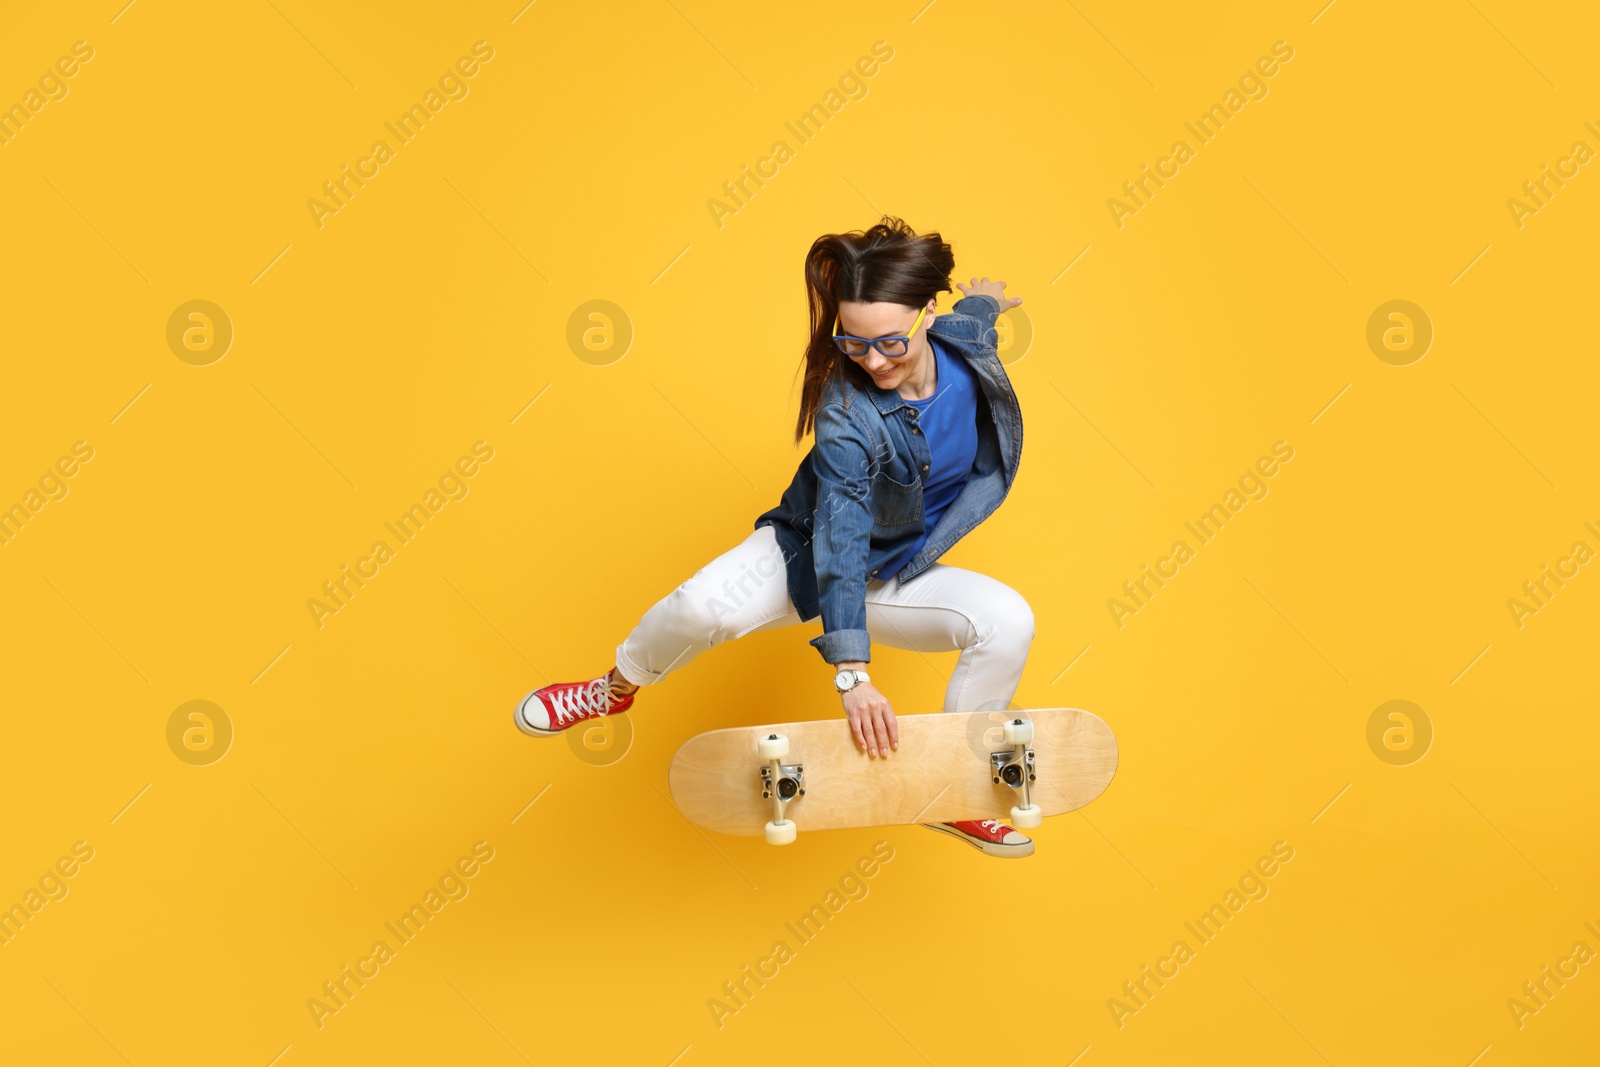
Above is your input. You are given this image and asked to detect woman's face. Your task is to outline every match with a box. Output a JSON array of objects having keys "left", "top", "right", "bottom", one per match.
[{"left": 836, "top": 299, "right": 935, "bottom": 391}]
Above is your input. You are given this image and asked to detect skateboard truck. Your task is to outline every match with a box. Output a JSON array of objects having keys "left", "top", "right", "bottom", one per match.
[
  {"left": 991, "top": 718, "right": 1043, "bottom": 828},
  {"left": 757, "top": 733, "right": 804, "bottom": 845}
]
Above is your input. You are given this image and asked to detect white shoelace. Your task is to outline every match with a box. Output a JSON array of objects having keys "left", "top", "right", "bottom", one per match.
[
  {"left": 979, "top": 819, "right": 1003, "bottom": 834},
  {"left": 550, "top": 676, "right": 616, "bottom": 726}
]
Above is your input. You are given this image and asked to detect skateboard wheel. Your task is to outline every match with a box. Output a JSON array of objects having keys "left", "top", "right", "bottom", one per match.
[
  {"left": 1003, "top": 719, "right": 1034, "bottom": 744},
  {"left": 765, "top": 820, "right": 797, "bottom": 845},
  {"left": 758, "top": 733, "right": 790, "bottom": 759},
  {"left": 1011, "top": 803, "right": 1042, "bottom": 829}
]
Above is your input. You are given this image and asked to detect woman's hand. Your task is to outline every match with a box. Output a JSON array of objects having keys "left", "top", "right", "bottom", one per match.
[
  {"left": 955, "top": 276, "right": 1022, "bottom": 311},
  {"left": 842, "top": 682, "right": 899, "bottom": 758}
]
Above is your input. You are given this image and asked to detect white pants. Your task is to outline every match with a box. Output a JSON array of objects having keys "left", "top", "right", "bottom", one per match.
[{"left": 614, "top": 525, "right": 1034, "bottom": 713}]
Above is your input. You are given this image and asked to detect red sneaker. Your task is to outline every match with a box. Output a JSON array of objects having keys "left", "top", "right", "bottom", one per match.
[
  {"left": 515, "top": 672, "right": 634, "bottom": 736},
  {"left": 921, "top": 818, "right": 1034, "bottom": 858}
]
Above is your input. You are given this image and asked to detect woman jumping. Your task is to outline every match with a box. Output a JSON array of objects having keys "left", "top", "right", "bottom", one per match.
[{"left": 515, "top": 216, "right": 1036, "bottom": 858}]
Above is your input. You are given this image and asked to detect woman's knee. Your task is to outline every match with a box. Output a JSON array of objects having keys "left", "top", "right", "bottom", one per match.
[
  {"left": 654, "top": 581, "right": 724, "bottom": 642},
  {"left": 980, "top": 587, "right": 1035, "bottom": 652},
  {"left": 668, "top": 570, "right": 779, "bottom": 643}
]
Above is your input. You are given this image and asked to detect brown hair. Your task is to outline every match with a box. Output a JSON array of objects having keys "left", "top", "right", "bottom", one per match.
[{"left": 792, "top": 216, "right": 954, "bottom": 445}]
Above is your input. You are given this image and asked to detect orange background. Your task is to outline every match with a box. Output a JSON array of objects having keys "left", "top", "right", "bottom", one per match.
[{"left": 1, "top": 1, "right": 1596, "bottom": 1064}]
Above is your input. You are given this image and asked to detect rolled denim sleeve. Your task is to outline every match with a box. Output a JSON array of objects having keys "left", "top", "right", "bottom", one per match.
[
  {"left": 807, "top": 400, "right": 874, "bottom": 665},
  {"left": 954, "top": 293, "right": 1002, "bottom": 345}
]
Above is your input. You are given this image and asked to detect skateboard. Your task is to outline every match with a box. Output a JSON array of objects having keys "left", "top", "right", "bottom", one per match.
[{"left": 668, "top": 707, "right": 1117, "bottom": 844}]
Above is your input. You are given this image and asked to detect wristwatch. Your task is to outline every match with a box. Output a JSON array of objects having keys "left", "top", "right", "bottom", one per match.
[{"left": 833, "top": 668, "right": 870, "bottom": 693}]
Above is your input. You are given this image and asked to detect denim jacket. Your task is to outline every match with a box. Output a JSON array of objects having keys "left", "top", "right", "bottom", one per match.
[{"left": 753, "top": 293, "right": 1024, "bottom": 665}]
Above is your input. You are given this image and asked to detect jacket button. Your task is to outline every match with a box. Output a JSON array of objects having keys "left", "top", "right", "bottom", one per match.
[
  {"left": 870, "top": 569, "right": 878, "bottom": 577},
  {"left": 921, "top": 464, "right": 929, "bottom": 472},
  {"left": 912, "top": 427, "right": 921, "bottom": 435}
]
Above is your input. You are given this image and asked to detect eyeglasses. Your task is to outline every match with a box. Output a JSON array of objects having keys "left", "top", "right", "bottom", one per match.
[{"left": 831, "top": 305, "right": 927, "bottom": 358}]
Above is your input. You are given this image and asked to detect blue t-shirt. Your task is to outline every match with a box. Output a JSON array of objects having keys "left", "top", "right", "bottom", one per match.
[{"left": 876, "top": 335, "right": 979, "bottom": 579}]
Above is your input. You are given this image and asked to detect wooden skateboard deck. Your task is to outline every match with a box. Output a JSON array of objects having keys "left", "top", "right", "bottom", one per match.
[{"left": 668, "top": 707, "right": 1116, "bottom": 837}]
